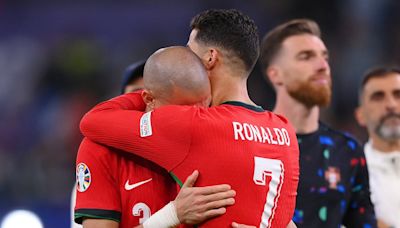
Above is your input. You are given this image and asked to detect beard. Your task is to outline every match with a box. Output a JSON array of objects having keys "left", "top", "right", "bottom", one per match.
[
  {"left": 375, "top": 113, "right": 400, "bottom": 141},
  {"left": 287, "top": 77, "right": 332, "bottom": 108}
]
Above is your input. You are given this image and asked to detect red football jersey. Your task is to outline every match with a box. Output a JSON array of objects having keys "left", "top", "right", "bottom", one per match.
[
  {"left": 81, "top": 93, "right": 300, "bottom": 227},
  {"left": 74, "top": 138, "right": 176, "bottom": 228}
]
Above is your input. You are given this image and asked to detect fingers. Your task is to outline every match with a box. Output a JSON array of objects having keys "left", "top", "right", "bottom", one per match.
[
  {"left": 196, "top": 184, "right": 232, "bottom": 195},
  {"left": 202, "top": 189, "right": 236, "bottom": 204},
  {"left": 204, "top": 197, "right": 235, "bottom": 210},
  {"left": 189, "top": 186, "right": 235, "bottom": 210},
  {"left": 202, "top": 207, "right": 227, "bottom": 220},
  {"left": 183, "top": 185, "right": 236, "bottom": 209},
  {"left": 178, "top": 188, "right": 235, "bottom": 208},
  {"left": 231, "top": 222, "right": 256, "bottom": 228},
  {"left": 182, "top": 170, "right": 199, "bottom": 188},
  {"left": 195, "top": 191, "right": 235, "bottom": 221}
]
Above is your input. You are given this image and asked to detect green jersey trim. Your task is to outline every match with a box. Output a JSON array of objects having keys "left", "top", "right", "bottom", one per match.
[
  {"left": 222, "top": 101, "right": 264, "bottom": 112},
  {"left": 74, "top": 209, "right": 121, "bottom": 224},
  {"left": 170, "top": 172, "right": 200, "bottom": 228},
  {"left": 170, "top": 171, "right": 183, "bottom": 187}
]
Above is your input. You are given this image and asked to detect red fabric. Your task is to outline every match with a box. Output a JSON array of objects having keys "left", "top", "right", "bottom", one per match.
[
  {"left": 80, "top": 92, "right": 300, "bottom": 227},
  {"left": 75, "top": 138, "right": 176, "bottom": 227}
]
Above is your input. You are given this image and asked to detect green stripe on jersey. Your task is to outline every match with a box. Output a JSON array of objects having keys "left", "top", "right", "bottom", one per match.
[
  {"left": 169, "top": 172, "right": 183, "bottom": 187},
  {"left": 74, "top": 209, "right": 121, "bottom": 224},
  {"left": 169, "top": 172, "right": 199, "bottom": 228}
]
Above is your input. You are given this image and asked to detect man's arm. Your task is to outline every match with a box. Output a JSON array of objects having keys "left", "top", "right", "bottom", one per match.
[
  {"left": 88, "top": 91, "right": 147, "bottom": 111},
  {"left": 80, "top": 92, "right": 194, "bottom": 171},
  {"left": 82, "top": 219, "right": 118, "bottom": 228},
  {"left": 342, "top": 145, "right": 377, "bottom": 227}
]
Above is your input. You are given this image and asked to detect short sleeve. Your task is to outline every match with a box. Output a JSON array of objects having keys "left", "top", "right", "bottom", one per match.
[{"left": 74, "top": 138, "right": 121, "bottom": 224}]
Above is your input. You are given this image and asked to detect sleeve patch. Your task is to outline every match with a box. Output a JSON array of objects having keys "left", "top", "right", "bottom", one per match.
[
  {"left": 76, "top": 163, "right": 91, "bottom": 192},
  {"left": 140, "top": 111, "right": 153, "bottom": 137}
]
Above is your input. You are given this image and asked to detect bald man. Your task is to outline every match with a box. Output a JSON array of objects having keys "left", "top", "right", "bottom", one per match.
[
  {"left": 141, "top": 46, "right": 211, "bottom": 110},
  {"left": 74, "top": 46, "right": 236, "bottom": 228}
]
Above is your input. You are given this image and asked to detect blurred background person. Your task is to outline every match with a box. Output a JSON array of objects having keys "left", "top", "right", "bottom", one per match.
[
  {"left": 260, "top": 19, "right": 377, "bottom": 228},
  {"left": 121, "top": 60, "right": 146, "bottom": 94},
  {"left": 355, "top": 67, "right": 400, "bottom": 228}
]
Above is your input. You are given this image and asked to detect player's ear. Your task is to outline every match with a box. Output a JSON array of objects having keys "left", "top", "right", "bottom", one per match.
[
  {"left": 267, "top": 65, "right": 283, "bottom": 87},
  {"left": 203, "top": 48, "right": 218, "bottom": 70},
  {"left": 142, "top": 90, "right": 155, "bottom": 110},
  {"left": 354, "top": 106, "right": 366, "bottom": 127}
]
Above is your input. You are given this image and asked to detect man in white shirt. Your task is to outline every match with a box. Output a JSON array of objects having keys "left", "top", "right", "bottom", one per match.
[{"left": 355, "top": 67, "right": 400, "bottom": 228}]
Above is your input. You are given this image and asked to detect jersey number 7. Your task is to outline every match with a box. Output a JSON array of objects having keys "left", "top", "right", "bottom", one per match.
[{"left": 253, "top": 157, "right": 284, "bottom": 228}]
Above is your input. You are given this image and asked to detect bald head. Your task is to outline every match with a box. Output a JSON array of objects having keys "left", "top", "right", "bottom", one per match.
[{"left": 143, "top": 46, "right": 211, "bottom": 109}]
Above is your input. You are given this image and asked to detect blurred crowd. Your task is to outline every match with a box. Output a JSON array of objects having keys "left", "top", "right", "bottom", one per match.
[{"left": 1, "top": 0, "right": 400, "bottom": 227}]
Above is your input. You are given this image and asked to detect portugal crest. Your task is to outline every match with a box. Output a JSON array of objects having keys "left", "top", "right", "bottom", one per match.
[
  {"left": 325, "top": 166, "right": 341, "bottom": 189},
  {"left": 76, "top": 163, "right": 91, "bottom": 192}
]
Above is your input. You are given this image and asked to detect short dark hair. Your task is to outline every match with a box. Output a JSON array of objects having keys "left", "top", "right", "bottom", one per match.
[
  {"left": 358, "top": 66, "right": 400, "bottom": 99},
  {"left": 361, "top": 67, "right": 400, "bottom": 90},
  {"left": 190, "top": 9, "right": 259, "bottom": 72},
  {"left": 121, "top": 60, "right": 145, "bottom": 94},
  {"left": 260, "top": 19, "right": 321, "bottom": 72}
]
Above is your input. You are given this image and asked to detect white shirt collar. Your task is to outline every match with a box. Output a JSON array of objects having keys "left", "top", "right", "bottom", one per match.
[{"left": 364, "top": 140, "right": 400, "bottom": 169}]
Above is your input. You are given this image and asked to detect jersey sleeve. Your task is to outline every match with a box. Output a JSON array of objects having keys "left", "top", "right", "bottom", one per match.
[
  {"left": 80, "top": 92, "right": 195, "bottom": 171},
  {"left": 342, "top": 143, "right": 378, "bottom": 227},
  {"left": 86, "top": 90, "right": 147, "bottom": 112},
  {"left": 74, "top": 138, "right": 121, "bottom": 224}
]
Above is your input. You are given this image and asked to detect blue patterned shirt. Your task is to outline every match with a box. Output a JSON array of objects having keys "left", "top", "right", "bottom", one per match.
[{"left": 293, "top": 122, "right": 377, "bottom": 228}]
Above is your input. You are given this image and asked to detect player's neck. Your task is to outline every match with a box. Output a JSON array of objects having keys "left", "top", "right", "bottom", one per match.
[
  {"left": 273, "top": 90, "right": 319, "bottom": 134},
  {"left": 209, "top": 69, "right": 255, "bottom": 107},
  {"left": 370, "top": 134, "right": 400, "bottom": 153}
]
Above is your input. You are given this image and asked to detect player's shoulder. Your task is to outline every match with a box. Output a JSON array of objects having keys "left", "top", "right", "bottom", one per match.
[
  {"left": 319, "top": 122, "right": 362, "bottom": 151},
  {"left": 154, "top": 104, "right": 197, "bottom": 112},
  {"left": 272, "top": 112, "right": 292, "bottom": 125},
  {"left": 77, "top": 138, "right": 117, "bottom": 160},
  {"left": 151, "top": 105, "right": 199, "bottom": 118},
  {"left": 264, "top": 112, "right": 297, "bottom": 134}
]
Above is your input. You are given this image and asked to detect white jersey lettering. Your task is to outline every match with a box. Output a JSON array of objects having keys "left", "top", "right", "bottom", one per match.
[
  {"left": 232, "top": 121, "right": 291, "bottom": 146},
  {"left": 233, "top": 122, "right": 245, "bottom": 140}
]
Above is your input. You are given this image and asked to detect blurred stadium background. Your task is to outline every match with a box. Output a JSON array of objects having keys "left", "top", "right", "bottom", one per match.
[{"left": 0, "top": 0, "right": 399, "bottom": 227}]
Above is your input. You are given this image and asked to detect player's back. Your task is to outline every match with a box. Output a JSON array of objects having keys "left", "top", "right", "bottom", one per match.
[
  {"left": 79, "top": 94, "right": 300, "bottom": 227},
  {"left": 172, "top": 102, "right": 300, "bottom": 227}
]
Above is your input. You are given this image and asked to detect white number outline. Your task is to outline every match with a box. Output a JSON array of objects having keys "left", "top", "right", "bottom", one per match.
[
  {"left": 132, "top": 202, "right": 151, "bottom": 224},
  {"left": 253, "top": 157, "right": 284, "bottom": 228}
]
